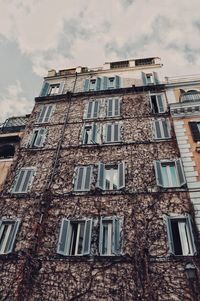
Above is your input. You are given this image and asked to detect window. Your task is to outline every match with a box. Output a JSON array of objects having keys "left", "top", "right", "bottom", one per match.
[
  {"left": 154, "top": 159, "right": 186, "bottom": 188},
  {"left": 107, "top": 76, "right": 120, "bottom": 89},
  {"left": 57, "top": 219, "right": 92, "bottom": 256},
  {"left": 150, "top": 94, "right": 166, "bottom": 113},
  {"left": 153, "top": 119, "right": 171, "bottom": 139},
  {"left": 84, "top": 101, "right": 100, "bottom": 119},
  {"left": 99, "top": 217, "right": 121, "bottom": 255},
  {"left": 82, "top": 124, "right": 98, "bottom": 145},
  {"left": 104, "top": 123, "right": 121, "bottom": 143},
  {"left": 135, "top": 58, "right": 155, "bottom": 66},
  {"left": 165, "top": 215, "right": 196, "bottom": 256},
  {"left": 106, "top": 98, "right": 121, "bottom": 117},
  {"left": 37, "top": 105, "right": 53, "bottom": 123},
  {"left": 189, "top": 122, "right": 200, "bottom": 142},
  {"left": 110, "top": 60, "right": 129, "bottom": 69},
  {"left": 0, "top": 219, "right": 20, "bottom": 254},
  {"left": 12, "top": 168, "right": 35, "bottom": 193},
  {"left": 39, "top": 82, "right": 64, "bottom": 97},
  {"left": 84, "top": 78, "right": 101, "bottom": 92},
  {"left": 73, "top": 166, "right": 93, "bottom": 191},
  {"left": 28, "top": 128, "right": 47, "bottom": 148},
  {"left": 83, "top": 76, "right": 121, "bottom": 92},
  {"left": 97, "top": 162, "right": 125, "bottom": 190},
  {"left": 142, "top": 72, "right": 159, "bottom": 85}
]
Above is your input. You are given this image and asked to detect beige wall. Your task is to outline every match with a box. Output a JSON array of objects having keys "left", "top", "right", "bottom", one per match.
[{"left": 0, "top": 159, "right": 13, "bottom": 191}]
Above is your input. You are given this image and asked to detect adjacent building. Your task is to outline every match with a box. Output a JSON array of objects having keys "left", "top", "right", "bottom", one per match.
[{"left": 0, "top": 58, "right": 199, "bottom": 301}]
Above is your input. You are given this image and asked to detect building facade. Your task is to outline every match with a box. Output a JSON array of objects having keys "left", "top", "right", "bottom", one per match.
[{"left": 0, "top": 58, "right": 199, "bottom": 301}]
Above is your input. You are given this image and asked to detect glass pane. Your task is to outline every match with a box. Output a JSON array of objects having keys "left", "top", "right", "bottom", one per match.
[
  {"left": 161, "top": 165, "right": 169, "bottom": 187},
  {"left": 77, "top": 223, "right": 85, "bottom": 255},
  {"left": 169, "top": 164, "right": 178, "bottom": 187}
]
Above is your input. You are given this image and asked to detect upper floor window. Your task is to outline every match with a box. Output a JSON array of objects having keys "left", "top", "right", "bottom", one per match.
[
  {"left": 81, "top": 124, "right": 98, "bottom": 145},
  {"left": 150, "top": 94, "right": 166, "bottom": 113},
  {"left": 84, "top": 78, "right": 101, "bottom": 92},
  {"left": 39, "top": 82, "right": 64, "bottom": 97},
  {"left": 0, "top": 144, "right": 15, "bottom": 159},
  {"left": 83, "top": 76, "right": 121, "bottom": 92},
  {"left": 189, "top": 122, "right": 200, "bottom": 142},
  {"left": 73, "top": 166, "right": 93, "bottom": 192},
  {"left": 142, "top": 72, "right": 159, "bottom": 85},
  {"left": 84, "top": 100, "right": 100, "bottom": 119},
  {"left": 0, "top": 219, "right": 20, "bottom": 254},
  {"left": 165, "top": 215, "right": 196, "bottom": 256},
  {"left": 97, "top": 162, "right": 125, "bottom": 191},
  {"left": 154, "top": 159, "right": 186, "bottom": 188},
  {"left": 153, "top": 119, "right": 171, "bottom": 140},
  {"left": 104, "top": 123, "right": 121, "bottom": 143},
  {"left": 57, "top": 219, "right": 92, "bottom": 256},
  {"left": 12, "top": 167, "right": 35, "bottom": 194},
  {"left": 37, "top": 105, "right": 53, "bottom": 123},
  {"left": 106, "top": 98, "right": 121, "bottom": 117},
  {"left": 28, "top": 128, "right": 47, "bottom": 148}
]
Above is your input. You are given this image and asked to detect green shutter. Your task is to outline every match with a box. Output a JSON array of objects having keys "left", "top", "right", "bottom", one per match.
[
  {"left": 118, "top": 162, "right": 125, "bottom": 189},
  {"left": 154, "top": 161, "right": 163, "bottom": 187},
  {"left": 97, "top": 163, "right": 105, "bottom": 190},
  {"left": 84, "top": 79, "right": 90, "bottom": 92},
  {"left": 165, "top": 216, "right": 175, "bottom": 255},
  {"left": 83, "top": 219, "right": 92, "bottom": 255},
  {"left": 142, "top": 72, "right": 147, "bottom": 85},
  {"left": 6, "top": 220, "right": 20, "bottom": 254},
  {"left": 186, "top": 215, "right": 197, "bottom": 255},
  {"left": 57, "top": 219, "right": 70, "bottom": 255},
  {"left": 112, "top": 217, "right": 121, "bottom": 255},
  {"left": 176, "top": 159, "right": 186, "bottom": 187},
  {"left": 40, "top": 82, "right": 50, "bottom": 97},
  {"left": 115, "top": 76, "right": 120, "bottom": 89},
  {"left": 84, "top": 166, "right": 92, "bottom": 190},
  {"left": 157, "top": 95, "right": 165, "bottom": 113}
]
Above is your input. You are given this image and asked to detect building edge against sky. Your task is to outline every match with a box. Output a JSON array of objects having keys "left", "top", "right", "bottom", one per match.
[{"left": 0, "top": 57, "right": 199, "bottom": 300}]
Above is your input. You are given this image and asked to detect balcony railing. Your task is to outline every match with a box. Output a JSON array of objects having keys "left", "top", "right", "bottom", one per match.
[{"left": 181, "top": 92, "right": 200, "bottom": 103}]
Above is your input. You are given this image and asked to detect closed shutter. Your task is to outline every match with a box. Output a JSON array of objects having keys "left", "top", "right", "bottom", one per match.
[
  {"left": 83, "top": 219, "right": 92, "bottom": 255},
  {"left": 112, "top": 217, "right": 121, "bottom": 255},
  {"left": 86, "top": 102, "right": 93, "bottom": 119},
  {"left": 176, "top": 159, "right": 186, "bottom": 187},
  {"left": 118, "top": 162, "right": 125, "bottom": 189},
  {"left": 154, "top": 161, "right": 163, "bottom": 187},
  {"left": 34, "top": 128, "right": 47, "bottom": 147},
  {"left": 114, "top": 124, "right": 120, "bottom": 142},
  {"left": 96, "top": 78, "right": 101, "bottom": 91},
  {"left": 75, "top": 167, "right": 84, "bottom": 191},
  {"left": 153, "top": 72, "right": 159, "bottom": 84},
  {"left": 97, "top": 163, "right": 105, "bottom": 190},
  {"left": 21, "top": 170, "right": 34, "bottom": 193},
  {"left": 40, "top": 82, "right": 50, "bottom": 97},
  {"left": 84, "top": 79, "right": 90, "bottom": 92},
  {"left": 43, "top": 105, "right": 53, "bottom": 123},
  {"left": 115, "top": 76, "right": 120, "bottom": 89},
  {"left": 106, "top": 124, "right": 112, "bottom": 142},
  {"left": 107, "top": 99, "right": 113, "bottom": 117},
  {"left": 154, "top": 121, "right": 162, "bottom": 139},
  {"left": 13, "top": 170, "right": 25, "bottom": 193},
  {"left": 165, "top": 216, "right": 175, "bottom": 255},
  {"left": 187, "top": 215, "right": 197, "bottom": 255},
  {"left": 189, "top": 122, "right": 200, "bottom": 141},
  {"left": 142, "top": 72, "right": 147, "bottom": 85},
  {"left": 58, "top": 82, "right": 65, "bottom": 94},
  {"left": 114, "top": 98, "right": 120, "bottom": 116},
  {"left": 102, "top": 77, "right": 108, "bottom": 90},
  {"left": 12, "top": 169, "right": 34, "bottom": 193},
  {"left": 157, "top": 95, "right": 165, "bottom": 113},
  {"left": 6, "top": 220, "right": 20, "bottom": 253},
  {"left": 84, "top": 166, "right": 92, "bottom": 190},
  {"left": 162, "top": 120, "right": 171, "bottom": 138},
  {"left": 93, "top": 101, "right": 99, "bottom": 118},
  {"left": 91, "top": 124, "right": 97, "bottom": 143},
  {"left": 57, "top": 219, "right": 70, "bottom": 255}
]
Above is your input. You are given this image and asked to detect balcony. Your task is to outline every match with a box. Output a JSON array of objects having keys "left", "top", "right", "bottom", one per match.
[{"left": 181, "top": 91, "right": 200, "bottom": 103}]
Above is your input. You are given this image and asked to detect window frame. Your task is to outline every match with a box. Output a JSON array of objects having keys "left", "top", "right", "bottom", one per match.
[
  {"left": 28, "top": 128, "right": 47, "bottom": 148},
  {"left": 37, "top": 105, "right": 54, "bottom": 124},
  {"left": 106, "top": 98, "right": 121, "bottom": 117},
  {"left": 84, "top": 100, "right": 100, "bottom": 120},
  {"left": 73, "top": 166, "right": 93, "bottom": 192},
  {"left": 150, "top": 93, "right": 166, "bottom": 114},
  {"left": 39, "top": 82, "right": 64, "bottom": 97},
  {"left": 104, "top": 123, "right": 121, "bottom": 144},
  {"left": 0, "top": 219, "right": 20, "bottom": 255},
  {"left": 153, "top": 119, "right": 171, "bottom": 140},
  {"left": 12, "top": 167, "right": 35, "bottom": 194}
]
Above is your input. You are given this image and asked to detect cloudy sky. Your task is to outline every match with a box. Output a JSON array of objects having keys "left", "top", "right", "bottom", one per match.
[{"left": 0, "top": 0, "right": 200, "bottom": 122}]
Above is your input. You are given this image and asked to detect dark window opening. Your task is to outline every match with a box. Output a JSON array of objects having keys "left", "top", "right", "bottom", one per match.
[
  {"left": 135, "top": 58, "right": 155, "bottom": 66},
  {"left": 151, "top": 95, "right": 159, "bottom": 113},
  {"left": 171, "top": 220, "right": 183, "bottom": 255},
  {"left": 0, "top": 144, "right": 15, "bottom": 159},
  {"left": 110, "top": 61, "right": 129, "bottom": 69}
]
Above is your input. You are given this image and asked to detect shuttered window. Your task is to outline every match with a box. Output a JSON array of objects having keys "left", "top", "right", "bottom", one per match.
[
  {"left": 57, "top": 219, "right": 92, "bottom": 256},
  {"left": 84, "top": 78, "right": 101, "bottom": 92},
  {"left": 84, "top": 76, "right": 121, "bottom": 92},
  {"left": 189, "top": 122, "right": 200, "bottom": 142},
  {"left": 37, "top": 105, "right": 53, "bottom": 123},
  {"left": 12, "top": 168, "right": 35, "bottom": 193},
  {"left": 99, "top": 217, "right": 121, "bottom": 255},
  {"left": 142, "top": 72, "right": 159, "bottom": 85},
  {"left": 29, "top": 128, "right": 47, "bottom": 148},
  {"left": 82, "top": 124, "right": 98, "bottom": 144},
  {"left": 150, "top": 94, "right": 166, "bottom": 113},
  {"left": 97, "top": 162, "right": 125, "bottom": 190},
  {"left": 84, "top": 101, "right": 100, "bottom": 119},
  {"left": 153, "top": 119, "right": 171, "bottom": 139},
  {"left": 165, "top": 215, "right": 196, "bottom": 256},
  {"left": 0, "top": 219, "right": 20, "bottom": 254},
  {"left": 74, "top": 166, "right": 93, "bottom": 191},
  {"left": 154, "top": 159, "right": 186, "bottom": 188},
  {"left": 104, "top": 123, "right": 121, "bottom": 143},
  {"left": 39, "top": 82, "right": 64, "bottom": 97},
  {"left": 106, "top": 98, "right": 121, "bottom": 117}
]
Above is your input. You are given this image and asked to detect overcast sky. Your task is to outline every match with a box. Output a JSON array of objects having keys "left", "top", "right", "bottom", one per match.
[{"left": 0, "top": 0, "right": 200, "bottom": 122}]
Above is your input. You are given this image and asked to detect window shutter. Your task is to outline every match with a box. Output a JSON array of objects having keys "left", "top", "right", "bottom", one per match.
[
  {"left": 84, "top": 166, "right": 92, "bottom": 190},
  {"left": 84, "top": 79, "right": 90, "bottom": 92},
  {"left": 165, "top": 216, "right": 175, "bottom": 255},
  {"left": 58, "top": 82, "right": 65, "bottom": 94},
  {"left": 6, "top": 220, "right": 20, "bottom": 254},
  {"left": 83, "top": 219, "right": 92, "bottom": 255},
  {"left": 13, "top": 169, "right": 34, "bottom": 193},
  {"left": 114, "top": 124, "right": 120, "bottom": 142},
  {"left": 13, "top": 170, "right": 25, "bottom": 193},
  {"left": 118, "top": 162, "right": 125, "bottom": 189},
  {"left": 176, "top": 159, "right": 186, "bottom": 187},
  {"left": 40, "top": 82, "right": 50, "bottom": 97},
  {"left": 189, "top": 122, "right": 200, "bottom": 142},
  {"left": 96, "top": 78, "right": 101, "bottom": 91},
  {"left": 112, "top": 217, "right": 121, "bottom": 255},
  {"left": 57, "top": 219, "right": 70, "bottom": 255},
  {"left": 93, "top": 101, "right": 99, "bottom": 118},
  {"left": 97, "top": 163, "right": 105, "bottom": 190},
  {"left": 34, "top": 128, "right": 47, "bottom": 147},
  {"left": 99, "top": 217, "right": 103, "bottom": 255},
  {"left": 157, "top": 95, "right": 165, "bottom": 113},
  {"left": 43, "top": 105, "right": 53, "bottom": 123},
  {"left": 154, "top": 161, "right": 163, "bottom": 187},
  {"left": 107, "top": 99, "right": 113, "bottom": 117},
  {"left": 75, "top": 167, "right": 84, "bottom": 191},
  {"left": 115, "top": 76, "right": 120, "bottom": 89},
  {"left": 21, "top": 169, "right": 34, "bottom": 193},
  {"left": 153, "top": 72, "right": 159, "bottom": 84},
  {"left": 186, "top": 215, "right": 197, "bottom": 255},
  {"left": 114, "top": 98, "right": 120, "bottom": 116},
  {"left": 142, "top": 72, "right": 147, "bottom": 85},
  {"left": 106, "top": 124, "right": 112, "bottom": 143},
  {"left": 154, "top": 121, "right": 162, "bottom": 139},
  {"left": 86, "top": 102, "right": 93, "bottom": 119},
  {"left": 37, "top": 106, "right": 47, "bottom": 123},
  {"left": 102, "top": 77, "right": 108, "bottom": 90},
  {"left": 91, "top": 124, "right": 97, "bottom": 143},
  {"left": 162, "top": 120, "right": 171, "bottom": 138}
]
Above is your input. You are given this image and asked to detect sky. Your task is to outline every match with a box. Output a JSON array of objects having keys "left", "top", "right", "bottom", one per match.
[{"left": 0, "top": 0, "right": 200, "bottom": 122}]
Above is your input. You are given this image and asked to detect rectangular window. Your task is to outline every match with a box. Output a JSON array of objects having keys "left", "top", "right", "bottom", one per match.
[
  {"left": 110, "top": 61, "right": 129, "bottom": 69},
  {"left": 73, "top": 166, "right": 93, "bottom": 191},
  {"left": 142, "top": 72, "right": 159, "bottom": 85},
  {"left": 150, "top": 94, "right": 166, "bottom": 113},
  {"left": 29, "top": 128, "right": 47, "bottom": 148},
  {"left": 189, "top": 122, "right": 200, "bottom": 142},
  {"left": 57, "top": 219, "right": 92, "bottom": 256},
  {"left": 104, "top": 123, "right": 121, "bottom": 143},
  {"left": 106, "top": 98, "right": 121, "bottom": 117},
  {"left": 49, "top": 84, "right": 60, "bottom": 95},
  {"left": 153, "top": 119, "right": 171, "bottom": 139},
  {"left": 37, "top": 105, "right": 53, "bottom": 123},
  {"left": 82, "top": 124, "right": 97, "bottom": 145},
  {"left": 84, "top": 101, "right": 100, "bottom": 119},
  {"left": 165, "top": 215, "right": 196, "bottom": 256},
  {"left": 39, "top": 82, "right": 64, "bottom": 97},
  {"left": 12, "top": 168, "right": 35, "bottom": 193},
  {"left": 0, "top": 219, "right": 20, "bottom": 254},
  {"left": 97, "top": 162, "right": 125, "bottom": 190},
  {"left": 84, "top": 78, "right": 101, "bottom": 92},
  {"left": 99, "top": 217, "right": 121, "bottom": 255},
  {"left": 154, "top": 159, "right": 186, "bottom": 188}
]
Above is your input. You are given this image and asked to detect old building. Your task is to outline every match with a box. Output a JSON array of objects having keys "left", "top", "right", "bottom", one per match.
[{"left": 0, "top": 58, "right": 199, "bottom": 301}]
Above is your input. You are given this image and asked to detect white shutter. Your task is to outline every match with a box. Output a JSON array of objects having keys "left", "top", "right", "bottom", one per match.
[
  {"left": 57, "top": 219, "right": 70, "bottom": 255},
  {"left": 12, "top": 168, "right": 35, "bottom": 193},
  {"left": 34, "top": 128, "right": 47, "bottom": 147},
  {"left": 154, "top": 161, "right": 163, "bottom": 187},
  {"left": 37, "top": 106, "right": 47, "bottom": 123}
]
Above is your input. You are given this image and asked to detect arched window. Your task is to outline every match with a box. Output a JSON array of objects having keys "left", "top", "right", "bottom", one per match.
[
  {"left": 0, "top": 144, "right": 15, "bottom": 159},
  {"left": 180, "top": 90, "right": 200, "bottom": 102}
]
